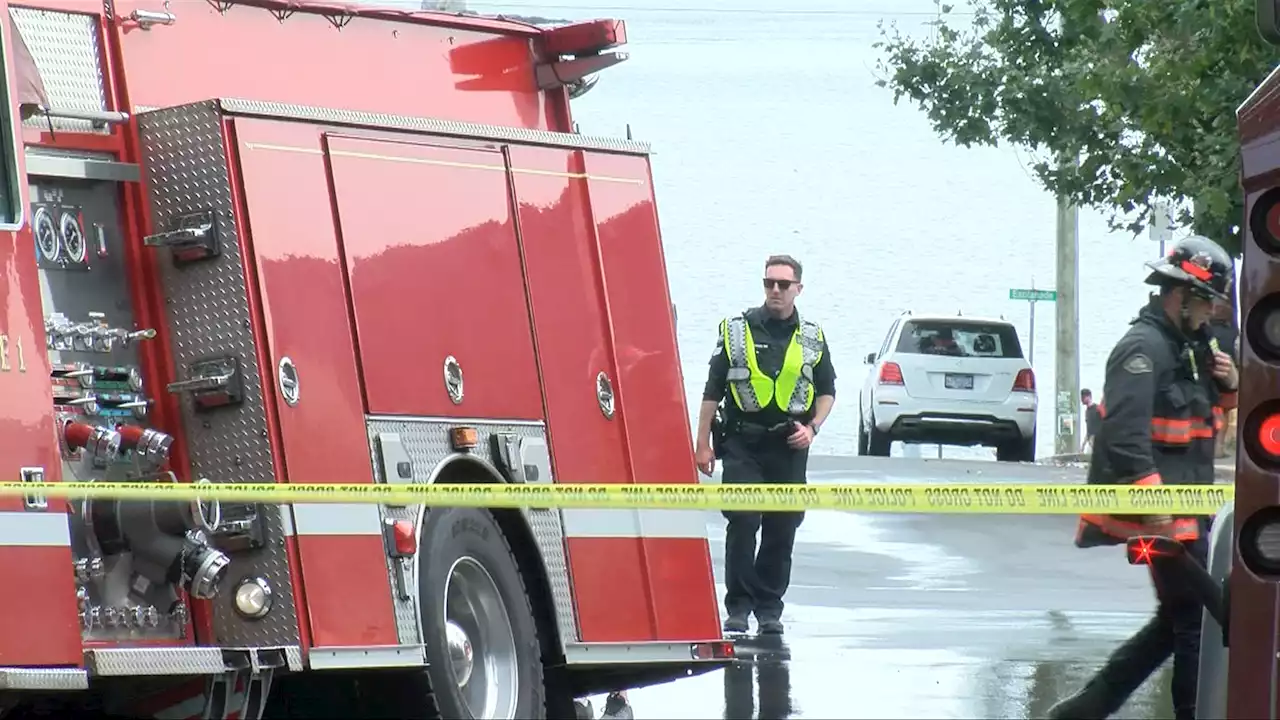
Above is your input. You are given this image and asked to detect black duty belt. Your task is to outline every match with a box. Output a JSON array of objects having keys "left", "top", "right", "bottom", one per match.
[{"left": 736, "top": 421, "right": 793, "bottom": 437}]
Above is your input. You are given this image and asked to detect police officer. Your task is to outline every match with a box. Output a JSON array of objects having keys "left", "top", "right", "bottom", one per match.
[
  {"left": 694, "top": 254, "right": 837, "bottom": 636},
  {"left": 1047, "top": 236, "right": 1238, "bottom": 720}
]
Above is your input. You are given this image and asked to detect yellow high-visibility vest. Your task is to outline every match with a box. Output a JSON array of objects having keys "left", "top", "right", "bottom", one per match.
[{"left": 721, "top": 314, "right": 825, "bottom": 414}]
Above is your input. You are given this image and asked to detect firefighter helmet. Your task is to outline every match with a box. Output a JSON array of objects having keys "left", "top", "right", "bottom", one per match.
[{"left": 1143, "top": 235, "right": 1233, "bottom": 301}]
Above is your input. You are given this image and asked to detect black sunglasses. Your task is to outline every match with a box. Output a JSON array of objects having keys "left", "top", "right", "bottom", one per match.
[{"left": 763, "top": 278, "right": 795, "bottom": 290}]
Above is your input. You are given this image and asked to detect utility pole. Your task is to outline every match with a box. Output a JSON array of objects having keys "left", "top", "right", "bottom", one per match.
[{"left": 1054, "top": 178, "right": 1081, "bottom": 456}]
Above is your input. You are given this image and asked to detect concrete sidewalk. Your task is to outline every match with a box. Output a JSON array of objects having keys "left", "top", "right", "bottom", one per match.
[{"left": 1039, "top": 452, "right": 1235, "bottom": 484}]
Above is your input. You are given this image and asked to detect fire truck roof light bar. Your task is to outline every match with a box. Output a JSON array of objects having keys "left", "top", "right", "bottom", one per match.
[{"left": 542, "top": 19, "right": 627, "bottom": 57}]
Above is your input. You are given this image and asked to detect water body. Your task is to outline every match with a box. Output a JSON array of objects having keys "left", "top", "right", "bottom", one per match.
[{"left": 458, "top": 0, "right": 1175, "bottom": 460}]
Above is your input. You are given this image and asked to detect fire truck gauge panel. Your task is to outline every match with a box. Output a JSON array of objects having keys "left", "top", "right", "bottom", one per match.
[
  {"left": 28, "top": 172, "right": 203, "bottom": 644},
  {"left": 60, "top": 210, "right": 86, "bottom": 265},
  {"left": 32, "top": 205, "right": 58, "bottom": 264}
]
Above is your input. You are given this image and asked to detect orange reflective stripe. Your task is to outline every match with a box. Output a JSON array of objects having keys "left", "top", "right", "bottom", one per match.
[
  {"left": 1077, "top": 514, "right": 1200, "bottom": 543},
  {"left": 1133, "top": 473, "right": 1162, "bottom": 486},
  {"left": 1152, "top": 417, "right": 1192, "bottom": 444}
]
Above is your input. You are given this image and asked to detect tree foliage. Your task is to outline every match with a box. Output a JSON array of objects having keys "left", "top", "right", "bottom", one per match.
[{"left": 874, "top": 0, "right": 1280, "bottom": 255}]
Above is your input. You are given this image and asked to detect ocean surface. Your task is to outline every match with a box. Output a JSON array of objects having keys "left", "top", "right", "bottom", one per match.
[{"left": 426, "top": 0, "right": 1189, "bottom": 459}]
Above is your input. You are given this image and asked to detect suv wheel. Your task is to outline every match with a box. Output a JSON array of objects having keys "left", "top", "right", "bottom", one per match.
[
  {"left": 867, "top": 413, "right": 892, "bottom": 457},
  {"left": 996, "top": 433, "right": 1035, "bottom": 463}
]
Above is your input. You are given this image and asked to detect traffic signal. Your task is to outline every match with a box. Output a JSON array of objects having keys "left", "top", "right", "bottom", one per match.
[
  {"left": 1232, "top": 156, "right": 1280, "bottom": 716},
  {"left": 1261, "top": 0, "right": 1280, "bottom": 46}
]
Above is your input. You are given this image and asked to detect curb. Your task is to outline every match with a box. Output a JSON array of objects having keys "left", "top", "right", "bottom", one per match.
[{"left": 1038, "top": 454, "right": 1235, "bottom": 483}]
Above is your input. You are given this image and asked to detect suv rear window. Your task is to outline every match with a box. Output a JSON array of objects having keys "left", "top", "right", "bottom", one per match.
[{"left": 894, "top": 320, "right": 1024, "bottom": 359}]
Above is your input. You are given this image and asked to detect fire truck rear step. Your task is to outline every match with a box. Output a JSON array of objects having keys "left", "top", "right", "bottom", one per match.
[
  {"left": 84, "top": 646, "right": 302, "bottom": 676},
  {"left": 0, "top": 668, "right": 87, "bottom": 691}
]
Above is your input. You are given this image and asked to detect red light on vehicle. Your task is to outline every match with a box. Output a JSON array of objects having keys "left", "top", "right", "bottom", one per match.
[
  {"left": 690, "top": 641, "right": 734, "bottom": 659},
  {"left": 393, "top": 520, "right": 416, "bottom": 556},
  {"left": 1259, "top": 414, "right": 1280, "bottom": 457},
  {"left": 878, "top": 362, "right": 904, "bottom": 385},
  {"left": 1127, "top": 537, "right": 1157, "bottom": 565},
  {"left": 1013, "top": 369, "right": 1036, "bottom": 393}
]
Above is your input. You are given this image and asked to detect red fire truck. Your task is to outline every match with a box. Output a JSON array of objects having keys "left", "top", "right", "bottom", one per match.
[
  {"left": 1125, "top": 4, "right": 1280, "bottom": 717},
  {"left": 0, "top": 0, "right": 732, "bottom": 717},
  {"left": 1221, "top": 5, "right": 1280, "bottom": 711}
]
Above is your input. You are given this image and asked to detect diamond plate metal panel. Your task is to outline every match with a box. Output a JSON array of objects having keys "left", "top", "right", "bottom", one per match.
[
  {"left": 86, "top": 647, "right": 227, "bottom": 676},
  {"left": 135, "top": 101, "right": 300, "bottom": 648},
  {"left": 0, "top": 668, "right": 87, "bottom": 690},
  {"left": 10, "top": 7, "right": 110, "bottom": 134},
  {"left": 365, "top": 417, "right": 579, "bottom": 647},
  {"left": 284, "top": 645, "right": 303, "bottom": 671}
]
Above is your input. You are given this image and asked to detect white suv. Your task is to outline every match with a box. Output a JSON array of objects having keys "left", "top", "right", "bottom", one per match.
[{"left": 857, "top": 312, "right": 1038, "bottom": 462}]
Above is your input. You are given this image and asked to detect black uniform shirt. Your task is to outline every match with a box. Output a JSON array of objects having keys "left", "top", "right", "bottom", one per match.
[
  {"left": 1088, "top": 296, "right": 1234, "bottom": 489},
  {"left": 703, "top": 305, "right": 837, "bottom": 427}
]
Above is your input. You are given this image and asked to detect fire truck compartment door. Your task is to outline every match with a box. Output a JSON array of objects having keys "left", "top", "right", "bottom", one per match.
[
  {"left": 231, "top": 118, "right": 400, "bottom": 650},
  {"left": 323, "top": 136, "right": 543, "bottom": 421}
]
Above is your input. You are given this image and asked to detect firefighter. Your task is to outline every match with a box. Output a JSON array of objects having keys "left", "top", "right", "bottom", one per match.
[
  {"left": 694, "top": 254, "right": 837, "bottom": 635},
  {"left": 1046, "top": 235, "right": 1238, "bottom": 720}
]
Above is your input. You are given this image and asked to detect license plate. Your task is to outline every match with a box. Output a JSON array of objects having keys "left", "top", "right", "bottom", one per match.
[{"left": 944, "top": 373, "right": 974, "bottom": 390}]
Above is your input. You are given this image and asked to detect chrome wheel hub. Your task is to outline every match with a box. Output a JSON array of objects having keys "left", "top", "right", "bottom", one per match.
[
  {"left": 446, "top": 620, "right": 474, "bottom": 687},
  {"left": 443, "top": 556, "right": 519, "bottom": 719}
]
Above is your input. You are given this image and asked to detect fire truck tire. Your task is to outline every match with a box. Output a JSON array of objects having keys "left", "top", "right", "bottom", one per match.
[{"left": 419, "top": 506, "right": 546, "bottom": 719}]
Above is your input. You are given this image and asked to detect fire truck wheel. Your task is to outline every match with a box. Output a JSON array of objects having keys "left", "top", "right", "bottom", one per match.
[{"left": 419, "top": 506, "right": 545, "bottom": 720}]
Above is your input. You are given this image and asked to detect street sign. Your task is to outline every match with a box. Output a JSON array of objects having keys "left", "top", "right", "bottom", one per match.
[
  {"left": 1009, "top": 288, "right": 1057, "bottom": 302},
  {"left": 1150, "top": 201, "right": 1173, "bottom": 245}
]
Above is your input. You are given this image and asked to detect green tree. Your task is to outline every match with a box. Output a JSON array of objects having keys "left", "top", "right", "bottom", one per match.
[{"left": 873, "top": 0, "right": 1280, "bottom": 255}]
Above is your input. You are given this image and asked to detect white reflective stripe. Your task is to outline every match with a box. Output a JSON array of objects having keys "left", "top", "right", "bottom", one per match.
[
  {"left": 308, "top": 644, "right": 424, "bottom": 669},
  {"left": 786, "top": 320, "right": 825, "bottom": 414},
  {"left": 279, "top": 504, "right": 295, "bottom": 537},
  {"left": 561, "top": 509, "right": 709, "bottom": 539},
  {"left": 0, "top": 511, "right": 70, "bottom": 546},
  {"left": 290, "top": 503, "right": 382, "bottom": 536},
  {"left": 724, "top": 316, "right": 763, "bottom": 412}
]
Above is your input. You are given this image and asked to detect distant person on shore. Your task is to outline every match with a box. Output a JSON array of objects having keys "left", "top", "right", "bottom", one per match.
[
  {"left": 694, "top": 254, "right": 836, "bottom": 636},
  {"left": 1080, "top": 389, "right": 1101, "bottom": 452}
]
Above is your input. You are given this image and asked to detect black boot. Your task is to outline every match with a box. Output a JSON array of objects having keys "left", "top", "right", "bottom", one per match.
[
  {"left": 723, "top": 612, "right": 749, "bottom": 634},
  {"left": 1046, "top": 617, "right": 1173, "bottom": 720}
]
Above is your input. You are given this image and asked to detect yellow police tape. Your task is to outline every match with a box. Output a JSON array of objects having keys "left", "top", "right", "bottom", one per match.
[{"left": 0, "top": 481, "right": 1235, "bottom": 515}]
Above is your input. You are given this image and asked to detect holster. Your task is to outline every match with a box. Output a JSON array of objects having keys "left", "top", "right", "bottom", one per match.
[{"left": 711, "top": 403, "right": 729, "bottom": 459}]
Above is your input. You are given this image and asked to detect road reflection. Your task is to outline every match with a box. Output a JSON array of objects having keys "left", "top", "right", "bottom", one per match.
[
  {"left": 710, "top": 636, "right": 1173, "bottom": 720},
  {"left": 723, "top": 635, "right": 793, "bottom": 720}
]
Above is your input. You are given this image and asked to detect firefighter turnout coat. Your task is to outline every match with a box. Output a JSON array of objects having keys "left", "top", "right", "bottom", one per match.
[{"left": 1076, "top": 297, "right": 1237, "bottom": 548}]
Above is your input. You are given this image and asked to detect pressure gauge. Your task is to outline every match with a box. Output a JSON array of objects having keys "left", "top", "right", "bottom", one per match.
[
  {"left": 61, "top": 212, "right": 86, "bottom": 264},
  {"left": 33, "top": 207, "right": 58, "bottom": 263}
]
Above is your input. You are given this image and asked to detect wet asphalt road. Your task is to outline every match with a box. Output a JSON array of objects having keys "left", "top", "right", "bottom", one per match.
[{"left": 591, "top": 456, "right": 1181, "bottom": 720}]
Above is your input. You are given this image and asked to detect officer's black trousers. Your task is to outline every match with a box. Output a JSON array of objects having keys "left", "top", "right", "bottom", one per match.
[
  {"left": 1086, "top": 519, "right": 1211, "bottom": 720},
  {"left": 719, "top": 433, "right": 807, "bottom": 621}
]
